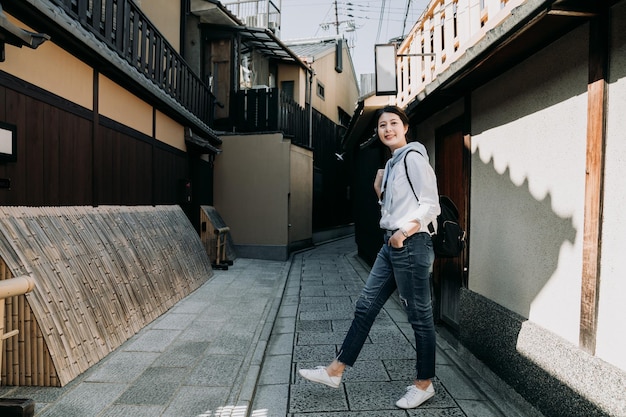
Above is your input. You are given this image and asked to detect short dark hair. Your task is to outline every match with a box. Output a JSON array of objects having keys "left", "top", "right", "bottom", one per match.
[
  {"left": 374, "top": 106, "right": 409, "bottom": 126},
  {"left": 374, "top": 105, "right": 412, "bottom": 140}
]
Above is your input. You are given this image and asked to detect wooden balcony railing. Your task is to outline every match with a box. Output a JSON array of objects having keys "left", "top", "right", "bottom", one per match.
[
  {"left": 51, "top": 0, "right": 213, "bottom": 126},
  {"left": 231, "top": 88, "right": 310, "bottom": 146},
  {"left": 396, "top": 0, "right": 525, "bottom": 108}
]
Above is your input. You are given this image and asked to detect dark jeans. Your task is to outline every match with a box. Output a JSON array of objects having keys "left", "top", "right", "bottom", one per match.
[{"left": 337, "top": 232, "right": 436, "bottom": 380}]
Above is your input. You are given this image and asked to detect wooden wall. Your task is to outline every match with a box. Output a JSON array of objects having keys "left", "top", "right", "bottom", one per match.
[{"left": 0, "top": 71, "right": 189, "bottom": 207}]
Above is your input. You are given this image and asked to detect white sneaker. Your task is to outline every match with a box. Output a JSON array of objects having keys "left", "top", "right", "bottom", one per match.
[
  {"left": 298, "top": 366, "right": 342, "bottom": 388},
  {"left": 395, "top": 383, "right": 435, "bottom": 409}
]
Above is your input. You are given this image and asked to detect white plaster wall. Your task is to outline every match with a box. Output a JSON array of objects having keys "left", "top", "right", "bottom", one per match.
[
  {"left": 470, "top": 25, "right": 589, "bottom": 345},
  {"left": 596, "top": 1, "right": 626, "bottom": 372}
]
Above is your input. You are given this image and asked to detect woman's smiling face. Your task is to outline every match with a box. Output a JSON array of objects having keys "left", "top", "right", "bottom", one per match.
[{"left": 377, "top": 111, "right": 408, "bottom": 151}]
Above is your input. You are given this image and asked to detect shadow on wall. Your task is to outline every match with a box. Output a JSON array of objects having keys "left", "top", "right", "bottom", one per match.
[
  {"left": 471, "top": 154, "right": 578, "bottom": 318},
  {"left": 460, "top": 157, "right": 621, "bottom": 417}
]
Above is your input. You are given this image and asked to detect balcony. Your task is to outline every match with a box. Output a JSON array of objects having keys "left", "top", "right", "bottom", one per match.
[{"left": 50, "top": 0, "right": 214, "bottom": 126}]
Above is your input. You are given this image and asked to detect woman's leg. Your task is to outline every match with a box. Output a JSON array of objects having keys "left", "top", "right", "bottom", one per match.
[
  {"left": 335, "top": 242, "right": 398, "bottom": 367},
  {"left": 392, "top": 233, "right": 436, "bottom": 381},
  {"left": 299, "top": 241, "right": 397, "bottom": 386}
]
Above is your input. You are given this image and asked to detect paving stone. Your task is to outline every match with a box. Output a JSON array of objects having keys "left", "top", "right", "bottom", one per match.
[
  {"left": 369, "top": 329, "right": 413, "bottom": 345},
  {"left": 98, "top": 404, "right": 166, "bottom": 417},
  {"left": 384, "top": 359, "right": 419, "bottom": 381},
  {"left": 289, "top": 383, "right": 348, "bottom": 413},
  {"left": 405, "top": 408, "right": 468, "bottom": 416},
  {"left": 345, "top": 381, "right": 410, "bottom": 410},
  {"left": 185, "top": 355, "right": 242, "bottom": 387},
  {"left": 150, "top": 313, "right": 196, "bottom": 330},
  {"left": 452, "top": 399, "right": 505, "bottom": 417},
  {"left": 36, "top": 382, "right": 128, "bottom": 417},
  {"left": 203, "top": 329, "right": 255, "bottom": 355},
  {"left": 85, "top": 351, "right": 160, "bottom": 383},
  {"left": 435, "top": 363, "right": 486, "bottom": 401},
  {"left": 299, "top": 310, "right": 356, "bottom": 321},
  {"left": 343, "top": 360, "right": 390, "bottom": 383},
  {"left": 278, "top": 304, "right": 298, "bottom": 318},
  {"left": 300, "top": 295, "right": 353, "bottom": 305},
  {"left": 257, "top": 355, "right": 292, "bottom": 385},
  {"left": 174, "top": 320, "right": 226, "bottom": 343},
  {"left": 293, "top": 344, "right": 338, "bottom": 362},
  {"left": 160, "top": 386, "right": 230, "bottom": 417},
  {"left": 122, "top": 329, "right": 181, "bottom": 353},
  {"left": 266, "top": 332, "right": 295, "bottom": 355},
  {"left": 356, "top": 342, "right": 417, "bottom": 361},
  {"left": 300, "top": 287, "right": 327, "bottom": 296},
  {"left": 272, "top": 316, "right": 297, "bottom": 334},
  {"left": 250, "top": 383, "right": 290, "bottom": 417},
  {"left": 115, "top": 367, "right": 187, "bottom": 405},
  {"left": 297, "top": 319, "right": 332, "bottom": 332},
  {"left": 297, "top": 331, "right": 348, "bottom": 346},
  {"left": 150, "top": 341, "right": 209, "bottom": 368},
  {"left": 299, "top": 303, "right": 329, "bottom": 312},
  {"left": 292, "top": 411, "right": 406, "bottom": 417}
]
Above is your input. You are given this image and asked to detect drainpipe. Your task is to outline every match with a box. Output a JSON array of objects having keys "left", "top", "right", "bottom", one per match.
[{"left": 307, "top": 65, "right": 314, "bottom": 148}]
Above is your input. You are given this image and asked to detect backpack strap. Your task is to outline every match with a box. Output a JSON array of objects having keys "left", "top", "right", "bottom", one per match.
[{"left": 403, "top": 150, "right": 436, "bottom": 234}]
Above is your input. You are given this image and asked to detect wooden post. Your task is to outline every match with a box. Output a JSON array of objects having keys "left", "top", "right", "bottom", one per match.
[
  {"left": 580, "top": 10, "right": 608, "bottom": 354},
  {"left": 212, "top": 227, "right": 232, "bottom": 270}
]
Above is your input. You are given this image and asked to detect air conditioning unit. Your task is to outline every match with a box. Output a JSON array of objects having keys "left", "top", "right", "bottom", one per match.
[
  {"left": 256, "top": 13, "right": 268, "bottom": 28},
  {"left": 245, "top": 15, "right": 257, "bottom": 27}
]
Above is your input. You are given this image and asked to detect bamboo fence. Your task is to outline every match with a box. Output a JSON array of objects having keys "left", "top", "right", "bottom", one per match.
[{"left": 0, "top": 206, "right": 213, "bottom": 386}]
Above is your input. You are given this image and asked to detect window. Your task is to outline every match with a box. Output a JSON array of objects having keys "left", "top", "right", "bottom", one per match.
[
  {"left": 316, "top": 81, "right": 325, "bottom": 100},
  {"left": 281, "top": 80, "right": 295, "bottom": 99},
  {"left": 0, "top": 121, "right": 17, "bottom": 162}
]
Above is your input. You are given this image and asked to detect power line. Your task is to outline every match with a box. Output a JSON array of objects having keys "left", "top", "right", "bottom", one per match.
[{"left": 376, "top": 0, "right": 386, "bottom": 43}]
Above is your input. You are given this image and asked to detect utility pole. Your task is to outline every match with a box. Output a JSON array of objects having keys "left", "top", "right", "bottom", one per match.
[{"left": 334, "top": 0, "right": 339, "bottom": 35}]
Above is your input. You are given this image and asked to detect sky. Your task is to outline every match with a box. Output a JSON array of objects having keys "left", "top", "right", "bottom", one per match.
[{"left": 280, "top": 0, "right": 430, "bottom": 78}]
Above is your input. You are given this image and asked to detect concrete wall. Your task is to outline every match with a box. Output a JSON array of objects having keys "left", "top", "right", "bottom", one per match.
[
  {"left": 213, "top": 133, "right": 313, "bottom": 260},
  {"left": 598, "top": 0, "right": 626, "bottom": 373},
  {"left": 470, "top": 24, "right": 588, "bottom": 344}
]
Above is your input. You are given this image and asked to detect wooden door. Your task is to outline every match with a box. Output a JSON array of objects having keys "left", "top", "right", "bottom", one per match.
[
  {"left": 433, "top": 118, "right": 469, "bottom": 330},
  {"left": 209, "top": 39, "right": 231, "bottom": 120}
]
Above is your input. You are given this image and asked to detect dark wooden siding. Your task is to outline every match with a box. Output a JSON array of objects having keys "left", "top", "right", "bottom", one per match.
[
  {"left": 0, "top": 88, "right": 93, "bottom": 206},
  {"left": 0, "top": 75, "right": 192, "bottom": 208}
]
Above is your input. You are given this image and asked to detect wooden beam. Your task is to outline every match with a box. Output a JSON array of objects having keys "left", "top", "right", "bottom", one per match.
[{"left": 580, "top": 10, "right": 609, "bottom": 354}]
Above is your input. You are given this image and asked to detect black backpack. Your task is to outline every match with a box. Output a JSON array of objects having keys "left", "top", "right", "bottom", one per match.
[{"left": 404, "top": 150, "right": 466, "bottom": 258}]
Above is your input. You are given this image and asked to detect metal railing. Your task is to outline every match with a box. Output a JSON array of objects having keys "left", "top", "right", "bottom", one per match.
[{"left": 222, "top": 0, "right": 280, "bottom": 32}]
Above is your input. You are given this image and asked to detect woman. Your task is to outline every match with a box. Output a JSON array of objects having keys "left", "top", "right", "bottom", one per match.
[{"left": 299, "top": 105, "right": 440, "bottom": 409}]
